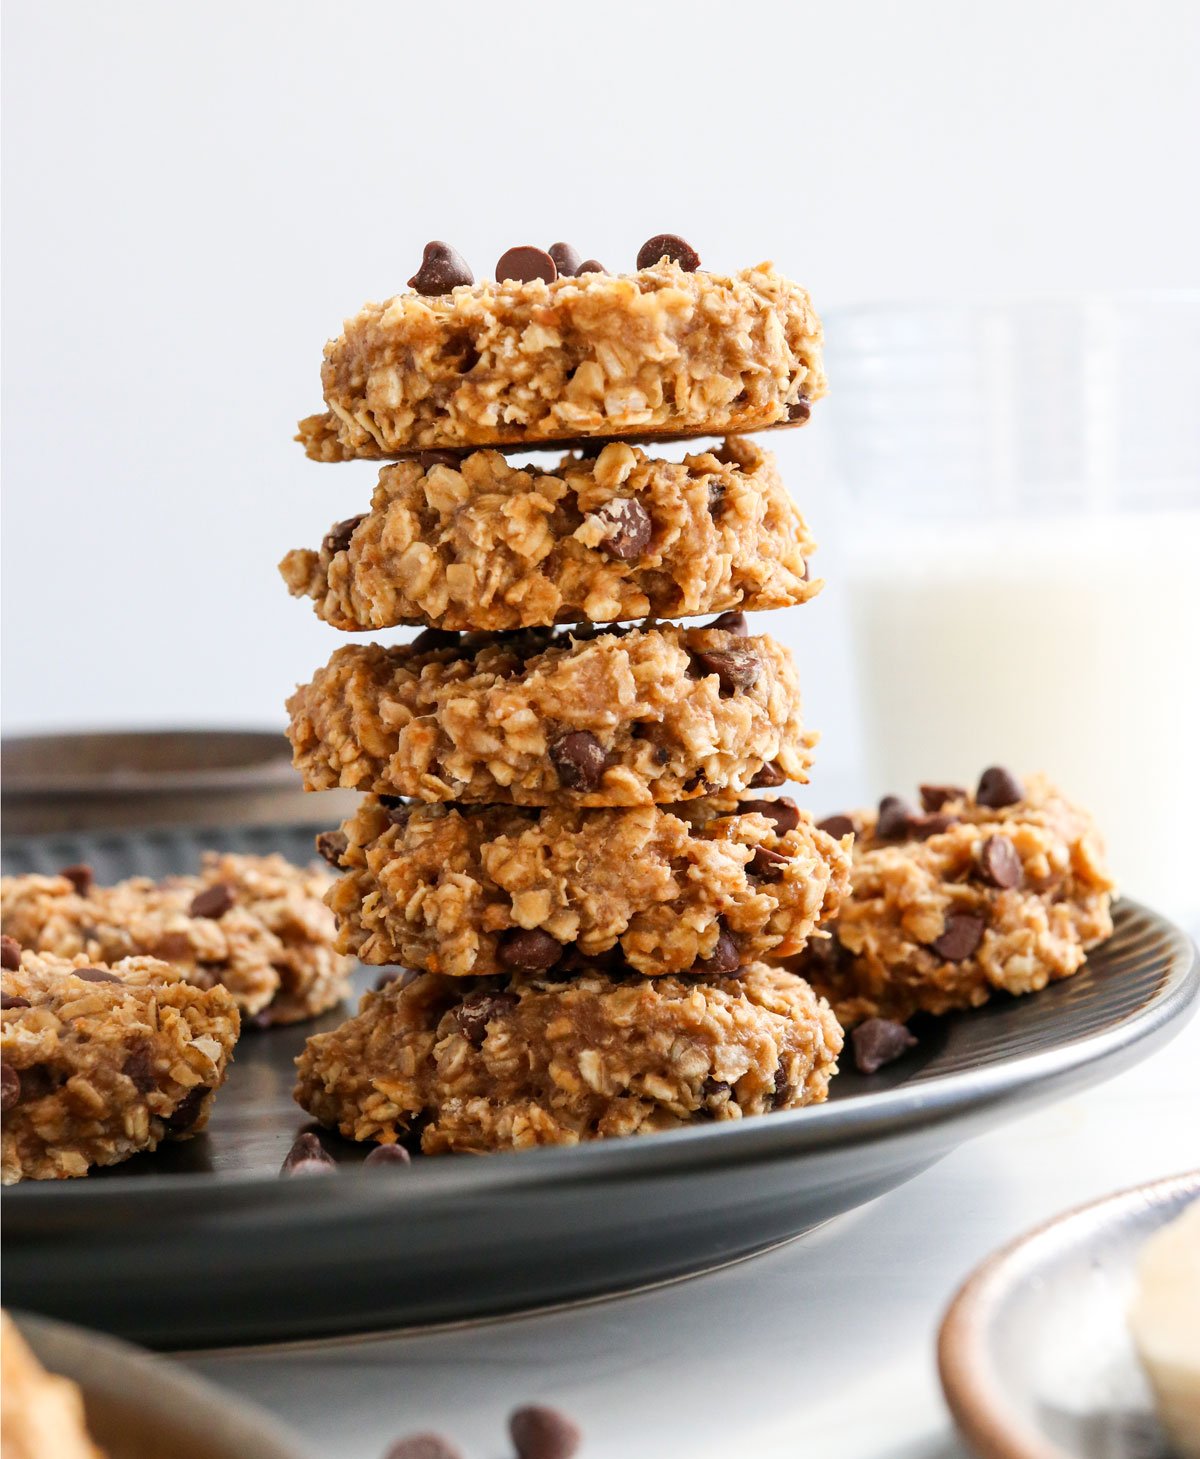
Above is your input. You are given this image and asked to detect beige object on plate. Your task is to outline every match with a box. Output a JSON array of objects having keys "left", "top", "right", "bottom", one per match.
[
  {"left": 1128, "top": 1197, "right": 1200, "bottom": 1458},
  {"left": 1, "top": 1310, "right": 105, "bottom": 1459}
]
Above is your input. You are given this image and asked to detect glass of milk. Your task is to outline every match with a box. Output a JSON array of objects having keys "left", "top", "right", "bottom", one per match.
[{"left": 822, "top": 295, "right": 1200, "bottom": 928}]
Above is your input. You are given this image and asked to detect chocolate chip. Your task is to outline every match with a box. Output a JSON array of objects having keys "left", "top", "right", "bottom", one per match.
[
  {"left": 771, "top": 1064, "right": 790, "bottom": 1109},
  {"left": 549, "top": 731, "right": 610, "bottom": 792},
  {"left": 496, "top": 245, "right": 557, "bottom": 285},
  {"left": 707, "top": 479, "right": 726, "bottom": 516},
  {"left": 976, "top": 766, "right": 1025, "bottom": 809},
  {"left": 189, "top": 882, "right": 235, "bottom": 919},
  {"left": 749, "top": 761, "right": 786, "bottom": 788},
  {"left": 748, "top": 845, "right": 789, "bottom": 880},
  {"left": 694, "top": 927, "right": 740, "bottom": 976},
  {"left": 548, "top": 242, "right": 583, "bottom": 276},
  {"left": 919, "top": 783, "right": 967, "bottom": 813},
  {"left": 321, "top": 514, "right": 364, "bottom": 557},
  {"left": 1, "top": 935, "right": 21, "bottom": 971},
  {"left": 804, "top": 933, "right": 844, "bottom": 976},
  {"left": 1, "top": 993, "right": 30, "bottom": 1010},
  {"left": 787, "top": 397, "right": 811, "bottom": 423},
  {"left": 363, "top": 1142, "right": 412, "bottom": 1168},
  {"left": 409, "top": 628, "right": 461, "bottom": 654},
  {"left": 876, "top": 795, "right": 916, "bottom": 839},
  {"left": 701, "top": 1076, "right": 732, "bottom": 1107},
  {"left": 817, "top": 814, "right": 855, "bottom": 839},
  {"left": 498, "top": 929, "right": 563, "bottom": 973},
  {"left": 690, "top": 645, "right": 760, "bottom": 694},
  {"left": 977, "top": 835, "right": 1023, "bottom": 889},
  {"left": 706, "top": 611, "right": 747, "bottom": 635},
  {"left": 374, "top": 969, "right": 417, "bottom": 993},
  {"left": 60, "top": 863, "right": 94, "bottom": 896},
  {"left": 417, "top": 450, "right": 461, "bottom": 471},
  {"left": 123, "top": 1040, "right": 158, "bottom": 1093},
  {"left": 1, "top": 1063, "right": 20, "bottom": 1113},
  {"left": 378, "top": 794, "right": 405, "bottom": 809},
  {"left": 636, "top": 233, "right": 700, "bottom": 271},
  {"left": 576, "top": 259, "right": 607, "bottom": 275},
  {"left": 75, "top": 967, "right": 121, "bottom": 984},
  {"left": 906, "top": 812, "right": 959, "bottom": 840},
  {"left": 456, "top": 990, "right": 519, "bottom": 1047},
  {"left": 741, "top": 797, "right": 800, "bottom": 835},
  {"left": 593, "top": 497, "right": 651, "bottom": 559},
  {"left": 279, "top": 1130, "right": 336, "bottom": 1176},
  {"left": 509, "top": 1404, "right": 582, "bottom": 1459},
  {"left": 851, "top": 1018, "right": 918, "bottom": 1074},
  {"left": 164, "top": 1084, "right": 210, "bottom": 1132},
  {"left": 315, "top": 830, "right": 348, "bottom": 867},
  {"left": 384, "top": 1435, "right": 464, "bottom": 1459},
  {"left": 930, "top": 912, "right": 986, "bottom": 961},
  {"left": 408, "top": 240, "right": 473, "bottom": 295}
]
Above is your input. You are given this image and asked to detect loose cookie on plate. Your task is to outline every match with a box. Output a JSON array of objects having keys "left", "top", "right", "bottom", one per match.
[
  {"left": 1, "top": 950, "right": 239, "bottom": 1184},
  {"left": 322, "top": 793, "right": 850, "bottom": 979},
  {"left": 791, "top": 769, "right": 1116, "bottom": 1026},
  {"left": 294, "top": 963, "right": 843, "bottom": 1154},
  {"left": 280, "top": 438, "right": 818, "bottom": 632},
  {"left": 285, "top": 619, "right": 813, "bottom": 807}
]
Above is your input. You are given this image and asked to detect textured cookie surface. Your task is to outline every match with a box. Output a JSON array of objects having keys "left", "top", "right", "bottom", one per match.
[
  {"left": 1, "top": 951, "right": 239, "bottom": 1184},
  {"left": 281, "top": 438, "right": 819, "bottom": 632},
  {"left": 791, "top": 772, "right": 1115, "bottom": 1025},
  {"left": 2, "top": 853, "right": 352, "bottom": 1026},
  {"left": 299, "top": 260, "right": 825, "bottom": 458},
  {"left": 324, "top": 793, "right": 849, "bottom": 978},
  {"left": 294, "top": 963, "right": 843, "bottom": 1153},
  {"left": 286, "top": 620, "right": 812, "bottom": 807}
]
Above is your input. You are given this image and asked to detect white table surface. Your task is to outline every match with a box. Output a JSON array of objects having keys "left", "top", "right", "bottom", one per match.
[{"left": 184, "top": 1000, "right": 1199, "bottom": 1459}]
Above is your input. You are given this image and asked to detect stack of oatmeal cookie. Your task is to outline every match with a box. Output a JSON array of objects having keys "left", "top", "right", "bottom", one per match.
[{"left": 282, "top": 234, "right": 852, "bottom": 1154}]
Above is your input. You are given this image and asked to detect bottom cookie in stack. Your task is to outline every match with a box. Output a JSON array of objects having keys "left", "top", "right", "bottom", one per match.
[{"left": 294, "top": 963, "right": 843, "bottom": 1154}]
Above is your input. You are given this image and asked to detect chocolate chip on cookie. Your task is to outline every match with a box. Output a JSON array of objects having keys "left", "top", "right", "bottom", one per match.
[
  {"left": 637, "top": 233, "right": 701, "bottom": 271},
  {"left": 851, "top": 1018, "right": 918, "bottom": 1074},
  {"left": 930, "top": 912, "right": 986, "bottom": 961},
  {"left": 498, "top": 928, "right": 563, "bottom": 973},
  {"left": 1, "top": 1063, "right": 21, "bottom": 1113},
  {"left": 374, "top": 969, "right": 417, "bottom": 992},
  {"left": 510, "top": 1403, "right": 582, "bottom": 1459},
  {"left": 164, "top": 1084, "right": 211, "bottom": 1133},
  {"left": 417, "top": 450, "right": 461, "bottom": 471},
  {"left": 60, "top": 864, "right": 94, "bottom": 896},
  {"left": 906, "top": 812, "right": 959, "bottom": 840},
  {"left": 549, "top": 731, "right": 610, "bottom": 792},
  {"left": 977, "top": 835, "right": 1023, "bottom": 889},
  {"left": 456, "top": 990, "right": 519, "bottom": 1047},
  {"left": 771, "top": 1063, "right": 791, "bottom": 1109},
  {"left": 548, "top": 242, "right": 583, "bottom": 276},
  {"left": 706, "top": 610, "right": 748, "bottom": 635},
  {"left": 817, "top": 814, "right": 855, "bottom": 839},
  {"left": 787, "top": 397, "right": 812, "bottom": 422},
  {"left": 742, "top": 797, "right": 800, "bottom": 835},
  {"left": 408, "top": 241, "right": 473, "bottom": 295},
  {"left": 496, "top": 245, "right": 557, "bottom": 285},
  {"left": 1, "top": 992, "right": 30, "bottom": 1009},
  {"left": 694, "top": 926, "right": 741, "bottom": 976},
  {"left": 976, "top": 766, "right": 1025, "bottom": 809},
  {"left": 409, "top": 627, "right": 461, "bottom": 654},
  {"left": 748, "top": 845, "right": 789, "bottom": 880},
  {"left": 123, "top": 1039, "right": 159, "bottom": 1093},
  {"left": 189, "top": 882, "right": 235, "bottom": 920},
  {"left": 690, "top": 644, "right": 760, "bottom": 694},
  {"left": 592, "top": 497, "right": 652, "bottom": 559},
  {"left": 1, "top": 935, "right": 21, "bottom": 971},
  {"left": 576, "top": 258, "right": 607, "bottom": 275},
  {"left": 919, "top": 783, "right": 966, "bottom": 812},
  {"left": 749, "top": 761, "right": 786, "bottom": 788},
  {"left": 322, "top": 515, "right": 364, "bottom": 557},
  {"left": 315, "top": 830, "right": 348, "bottom": 867},
  {"left": 876, "top": 795, "right": 918, "bottom": 839}
]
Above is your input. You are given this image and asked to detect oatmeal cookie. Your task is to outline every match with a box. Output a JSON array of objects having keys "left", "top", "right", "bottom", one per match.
[
  {"left": 298, "top": 259, "right": 825, "bottom": 459},
  {"left": 285, "top": 620, "right": 812, "bottom": 807},
  {"left": 1, "top": 951, "right": 239, "bottom": 1184},
  {"left": 1, "top": 1312, "right": 104, "bottom": 1459},
  {"left": 324, "top": 793, "right": 849, "bottom": 978},
  {"left": 280, "top": 438, "right": 818, "bottom": 632},
  {"left": 1, "top": 853, "right": 352, "bottom": 1027},
  {"left": 294, "top": 962, "right": 843, "bottom": 1153},
  {"left": 791, "top": 770, "right": 1116, "bottom": 1025}
]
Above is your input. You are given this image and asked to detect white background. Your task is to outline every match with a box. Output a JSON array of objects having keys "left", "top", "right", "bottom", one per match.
[{"left": 4, "top": 0, "right": 1199, "bottom": 803}]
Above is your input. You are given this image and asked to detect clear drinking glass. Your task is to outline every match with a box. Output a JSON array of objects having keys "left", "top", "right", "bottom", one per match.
[{"left": 821, "top": 294, "right": 1200, "bottom": 928}]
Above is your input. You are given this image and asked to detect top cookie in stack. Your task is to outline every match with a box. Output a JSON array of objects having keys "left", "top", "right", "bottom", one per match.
[{"left": 285, "top": 236, "right": 851, "bottom": 1156}]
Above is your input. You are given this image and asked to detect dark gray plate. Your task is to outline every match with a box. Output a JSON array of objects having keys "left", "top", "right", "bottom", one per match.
[{"left": 2, "top": 825, "right": 1196, "bottom": 1349}]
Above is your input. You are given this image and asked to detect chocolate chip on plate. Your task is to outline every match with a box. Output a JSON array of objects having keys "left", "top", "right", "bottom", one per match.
[
  {"left": 977, "top": 835, "right": 1023, "bottom": 889},
  {"left": 548, "top": 242, "right": 583, "bottom": 276},
  {"left": 593, "top": 497, "right": 651, "bottom": 559},
  {"left": 498, "top": 928, "right": 563, "bottom": 973},
  {"left": 636, "top": 233, "right": 701, "bottom": 271},
  {"left": 74, "top": 967, "right": 121, "bottom": 983},
  {"left": 706, "top": 610, "right": 748, "bottom": 635},
  {"left": 976, "top": 766, "right": 1025, "bottom": 809},
  {"left": 930, "top": 911, "right": 986, "bottom": 961},
  {"left": 363, "top": 1142, "right": 412, "bottom": 1168},
  {"left": 384, "top": 1434, "right": 465, "bottom": 1459},
  {"left": 496, "top": 245, "right": 558, "bottom": 285},
  {"left": 748, "top": 845, "right": 789, "bottom": 880},
  {"left": 1, "top": 1063, "right": 20, "bottom": 1113},
  {"left": 817, "top": 814, "right": 855, "bottom": 839},
  {"left": 280, "top": 1130, "right": 336, "bottom": 1177},
  {"left": 510, "top": 1403, "right": 583, "bottom": 1459},
  {"left": 875, "top": 795, "right": 915, "bottom": 839},
  {"left": 408, "top": 241, "right": 474, "bottom": 295},
  {"left": 417, "top": 450, "right": 461, "bottom": 471},
  {"left": 315, "top": 830, "right": 348, "bottom": 867},
  {"left": 851, "top": 1018, "right": 918, "bottom": 1075},
  {"left": 549, "top": 731, "right": 610, "bottom": 792},
  {"left": 189, "top": 882, "right": 235, "bottom": 920},
  {"left": 59, "top": 863, "right": 94, "bottom": 896},
  {"left": 741, "top": 797, "right": 800, "bottom": 835},
  {"left": 1, "top": 934, "right": 21, "bottom": 971},
  {"left": 456, "top": 990, "right": 519, "bottom": 1048},
  {"left": 787, "top": 397, "right": 811, "bottom": 422},
  {"left": 322, "top": 514, "right": 364, "bottom": 557},
  {"left": 694, "top": 927, "right": 741, "bottom": 977},
  {"left": 919, "top": 783, "right": 966, "bottom": 813},
  {"left": 690, "top": 645, "right": 760, "bottom": 694}
]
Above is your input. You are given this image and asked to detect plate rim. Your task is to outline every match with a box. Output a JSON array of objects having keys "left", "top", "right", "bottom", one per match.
[{"left": 936, "top": 1169, "right": 1200, "bottom": 1459}]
